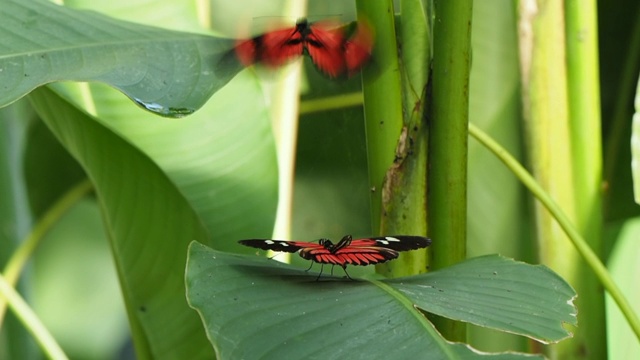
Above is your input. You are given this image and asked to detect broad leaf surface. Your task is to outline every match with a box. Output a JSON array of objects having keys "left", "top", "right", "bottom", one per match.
[
  {"left": 28, "top": 87, "right": 215, "bottom": 358},
  {"left": 466, "top": 1, "right": 532, "bottom": 352},
  {"left": 23, "top": 119, "right": 86, "bottom": 217},
  {"left": 0, "top": 0, "right": 240, "bottom": 116},
  {"left": 606, "top": 217, "right": 640, "bottom": 359},
  {"left": 51, "top": 71, "right": 279, "bottom": 253},
  {"left": 33, "top": 199, "right": 128, "bottom": 359},
  {"left": 0, "top": 100, "right": 35, "bottom": 358},
  {"left": 390, "top": 256, "right": 576, "bottom": 343},
  {"left": 186, "top": 242, "right": 577, "bottom": 359},
  {"left": 468, "top": 0, "right": 527, "bottom": 259}
]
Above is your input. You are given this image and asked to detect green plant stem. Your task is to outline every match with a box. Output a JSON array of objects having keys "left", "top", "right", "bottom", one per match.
[
  {"left": 565, "top": 1, "right": 603, "bottom": 208},
  {"left": 374, "top": 0, "right": 431, "bottom": 278},
  {"left": 0, "top": 273, "right": 68, "bottom": 360},
  {"left": 0, "top": 179, "right": 93, "bottom": 325},
  {"left": 469, "top": 122, "right": 640, "bottom": 343},
  {"left": 428, "top": 0, "right": 472, "bottom": 343},
  {"left": 428, "top": 0, "right": 472, "bottom": 269},
  {"left": 356, "top": 0, "right": 404, "bottom": 234},
  {"left": 298, "top": 92, "right": 364, "bottom": 115},
  {"left": 564, "top": 1, "right": 606, "bottom": 357},
  {"left": 520, "top": 1, "right": 606, "bottom": 356}
]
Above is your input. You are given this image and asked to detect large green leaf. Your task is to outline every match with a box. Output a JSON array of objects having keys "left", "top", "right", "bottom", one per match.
[
  {"left": 186, "top": 241, "right": 576, "bottom": 359},
  {"left": 466, "top": 0, "right": 531, "bottom": 352},
  {"left": 391, "top": 256, "right": 575, "bottom": 343},
  {"left": 606, "top": 217, "right": 640, "bottom": 360},
  {"left": 467, "top": 0, "right": 527, "bottom": 259},
  {"left": 0, "top": 100, "right": 37, "bottom": 359},
  {"left": 28, "top": 87, "right": 215, "bottom": 358},
  {"left": 0, "top": 0, "right": 239, "bottom": 116},
  {"left": 23, "top": 119, "right": 87, "bottom": 218},
  {"left": 34, "top": 0, "right": 278, "bottom": 253},
  {"left": 33, "top": 199, "right": 128, "bottom": 359},
  {"left": 52, "top": 71, "right": 279, "bottom": 253}
]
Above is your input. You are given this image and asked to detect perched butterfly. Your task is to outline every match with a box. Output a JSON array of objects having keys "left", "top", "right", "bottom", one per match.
[
  {"left": 234, "top": 18, "right": 374, "bottom": 78},
  {"left": 239, "top": 235, "right": 431, "bottom": 279}
]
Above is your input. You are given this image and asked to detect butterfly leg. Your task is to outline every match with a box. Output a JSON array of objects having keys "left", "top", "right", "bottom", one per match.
[
  {"left": 315, "top": 263, "right": 325, "bottom": 281},
  {"left": 342, "top": 265, "right": 353, "bottom": 280},
  {"left": 305, "top": 261, "right": 314, "bottom": 272}
]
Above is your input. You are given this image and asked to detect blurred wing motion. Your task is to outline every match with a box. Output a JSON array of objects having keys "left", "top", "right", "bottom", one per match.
[
  {"left": 235, "top": 26, "right": 303, "bottom": 68},
  {"left": 233, "top": 18, "right": 374, "bottom": 78},
  {"left": 239, "top": 235, "right": 430, "bottom": 268}
]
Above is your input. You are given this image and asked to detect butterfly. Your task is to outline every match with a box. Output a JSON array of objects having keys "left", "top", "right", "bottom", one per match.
[
  {"left": 233, "top": 18, "right": 374, "bottom": 78},
  {"left": 239, "top": 235, "right": 431, "bottom": 280}
]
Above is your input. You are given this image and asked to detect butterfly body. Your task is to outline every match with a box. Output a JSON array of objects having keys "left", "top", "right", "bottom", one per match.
[
  {"left": 239, "top": 235, "right": 430, "bottom": 270},
  {"left": 234, "top": 18, "right": 373, "bottom": 78}
]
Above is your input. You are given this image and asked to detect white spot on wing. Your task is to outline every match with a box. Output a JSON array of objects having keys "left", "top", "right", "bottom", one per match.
[
  {"left": 265, "top": 240, "right": 275, "bottom": 244},
  {"left": 377, "top": 237, "right": 400, "bottom": 245}
]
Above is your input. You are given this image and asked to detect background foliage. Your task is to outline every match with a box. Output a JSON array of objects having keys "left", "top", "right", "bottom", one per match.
[{"left": 0, "top": 0, "right": 639, "bottom": 359}]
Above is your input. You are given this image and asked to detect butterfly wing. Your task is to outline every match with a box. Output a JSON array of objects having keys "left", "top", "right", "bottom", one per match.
[
  {"left": 239, "top": 239, "right": 324, "bottom": 253},
  {"left": 297, "top": 245, "right": 357, "bottom": 267},
  {"left": 333, "top": 246, "right": 399, "bottom": 266},
  {"left": 239, "top": 236, "right": 430, "bottom": 268},
  {"left": 358, "top": 236, "right": 432, "bottom": 251},
  {"left": 344, "top": 21, "right": 374, "bottom": 76},
  {"left": 235, "top": 26, "right": 303, "bottom": 68},
  {"left": 305, "top": 22, "right": 347, "bottom": 78},
  {"left": 323, "top": 236, "right": 431, "bottom": 266},
  {"left": 259, "top": 27, "right": 304, "bottom": 67}
]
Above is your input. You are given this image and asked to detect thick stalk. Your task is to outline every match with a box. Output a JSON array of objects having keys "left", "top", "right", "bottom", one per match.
[
  {"left": 356, "top": 0, "right": 404, "bottom": 234},
  {"left": 518, "top": 0, "right": 605, "bottom": 357},
  {"left": 562, "top": 0, "right": 606, "bottom": 358},
  {"left": 428, "top": 0, "right": 473, "bottom": 342},
  {"left": 375, "top": 0, "right": 431, "bottom": 278}
]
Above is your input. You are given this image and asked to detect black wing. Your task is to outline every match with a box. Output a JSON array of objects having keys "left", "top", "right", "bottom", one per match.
[
  {"left": 363, "top": 236, "right": 431, "bottom": 251},
  {"left": 238, "top": 239, "right": 321, "bottom": 253}
]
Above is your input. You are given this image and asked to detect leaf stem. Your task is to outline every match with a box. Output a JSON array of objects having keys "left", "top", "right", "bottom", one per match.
[
  {"left": 468, "top": 122, "right": 640, "bottom": 342},
  {"left": 298, "top": 92, "right": 364, "bottom": 115},
  {"left": 0, "top": 273, "right": 68, "bottom": 359},
  {"left": 0, "top": 179, "right": 93, "bottom": 325}
]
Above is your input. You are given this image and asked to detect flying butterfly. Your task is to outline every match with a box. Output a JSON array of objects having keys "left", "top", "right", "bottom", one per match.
[
  {"left": 239, "top": 235, "right": 431, "bottom": 280},
  {"left": 233, "top": 18, "right": 374, "bottom": 78}
]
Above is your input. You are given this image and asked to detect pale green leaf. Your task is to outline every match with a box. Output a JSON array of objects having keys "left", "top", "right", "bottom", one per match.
[
  {"left": 0, "top": 0, "right": 239, "bottom": 116},
  {"left": 606, "top": 217, "right": 640, "bottom": 359}
]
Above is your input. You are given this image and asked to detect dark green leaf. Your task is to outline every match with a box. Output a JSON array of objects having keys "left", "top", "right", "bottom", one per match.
[
  {"left": 186, "top": 241, "right": 574, "bottom": 359},
  {"left": 391, "top": 255, "right": 576, "bottom": 343},
  {"left": 28, "top": 87, "right": 214, "bottom": 359}
]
